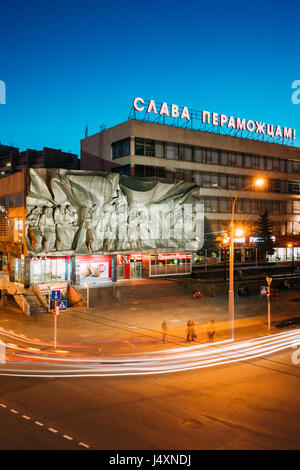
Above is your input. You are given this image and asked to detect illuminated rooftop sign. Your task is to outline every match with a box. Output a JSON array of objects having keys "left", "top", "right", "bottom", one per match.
[{"left": 130, "top": 97, "right": 296, "bottom": 146}]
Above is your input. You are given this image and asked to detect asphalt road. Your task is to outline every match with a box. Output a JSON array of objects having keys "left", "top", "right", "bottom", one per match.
[{"left": 0, "top": 349, "right": 299, "bottom": 450}]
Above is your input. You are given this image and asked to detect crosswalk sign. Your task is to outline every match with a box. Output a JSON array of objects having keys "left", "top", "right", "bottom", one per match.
[
  {"left": 51, "top": 290, "right": 61, "bottom": 301},
  {"left": 260, "top": 286, "right": 267, "bottom": 295},
  {"left": 57, "top": 300, "right": 67, "bottom": 311}
]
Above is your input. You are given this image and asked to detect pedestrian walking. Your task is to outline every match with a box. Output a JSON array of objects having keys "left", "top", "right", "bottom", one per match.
[
  {"left": 207, "top": 319, "right": 215, "bottom": 342},
  {"left": 161, "top": 320, "right": 168, "bottom": 343},
  {"left": 191, "top": 320, "right": 197, "bottom": 341},
  {"left": 186, "top": 320, "right": 193, "bottom": 342}
]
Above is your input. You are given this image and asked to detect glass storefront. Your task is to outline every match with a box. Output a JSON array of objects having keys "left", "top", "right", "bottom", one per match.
[
  {"left": 15, "top": 258, "right": 24, "bottom": 283},
  {"left": 268, "top": 247, "right": 300, "bottom": 262},
  {"left": 149, "top": 253, "right": 192, "bottom": 276},
  {"left": 130, "top": 261, "right": 142, "bottom": 278},
  {"left": 30, "top": 257, "right": 70, "bottom": 284}
]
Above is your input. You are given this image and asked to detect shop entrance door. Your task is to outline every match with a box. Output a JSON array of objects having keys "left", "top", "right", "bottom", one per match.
[
  {"left": 117, "top": 264, "right": 125, "bottom": 279},
  {"left": 130, "top": 261, "right": 142, "bottom": 279}
]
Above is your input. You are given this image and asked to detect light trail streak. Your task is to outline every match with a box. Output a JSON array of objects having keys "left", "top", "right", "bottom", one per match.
[{"left": 0, "top": 329, "right": 299, "bottom": 378}]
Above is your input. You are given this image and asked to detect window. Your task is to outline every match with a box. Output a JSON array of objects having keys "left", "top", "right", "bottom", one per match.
[
  {"left": 220, "top": 151, "right": 228, "bottom": 166},
  {"left": 145, "top": 140, "right": 155, "bottom": 156},
  {"left": 280, "top": 159, "right": 286, "bottom": 172},
  {"left": 236, "top": 153, "right": 243, "bottom": 167},
  {"left": 228, "top": 175, "right": 236, "bottom": 190},
  {"left": 135, "top": 138, "right": 145, "bottom": 156},
  {"left": 259, "top": 156, "right": 266, "bottom": 170},
  {"left": 211, "top": 150, "right": 219, "bottom": 165},
  {"left": 194, "top": 148, "right": 203, "bottom": 162},
  {"left": 112, "top": 138, "right": 130, "bottom": 159},
  {"left": 193, "top": 172, "right": 203, "bottom": 185},
  {"left": 245, "top": 154, "right": 252, "bottom": 168},
  {"left": 166, "top": 143, "right": 176, "bottom": 159},
  {"left": 293, "top": 161, "right": 300, "bottom": 173},
  {"left": 204, "top": 149, "right": 212, "bottom": 163},
  {"left": 155, "top": 142, "right": 164, "bottom": 158},
  {"left": 243, "top": 200, "right": 251, "bottom": 213},
  {"left": 228, "top": 152, "right": 236, "bottom": 166},
  {"left": 219, "top": 175, "right": 227, "bottom": 187},
  {"left": 219, "top": 199, "right": 228, "bottom": 212},
  {"left": 273, "top": 158, "right": 280, "bottom": 171},
  {"left": 273, "top": 180, "right": 281, "bottom": 193},
  {"left": 211, "top": 173, "right": 218, "bottom": 185},
  {"left": 184, "top": 146, "right": 192, "bottom": 161},
  {"left": 112, "top": 164, "right": 130, "bottom": 176},
  {"left": 203, "top": 174, "right": 211, "bottom": 188},
  {"left": 288, "top": 181, "right": 300, "bottom": 194},
  {"left": 266, "top": 158, "right": 273, "bottom": 171},
  {"left": 293, "top": 201, "right": 300, "bottom": 214},
  {"left": 145, "top": 166, "right": 156, "bottom": 177},
  {"left": 178, "top": 145, "right": 185, "bottom": 160}
]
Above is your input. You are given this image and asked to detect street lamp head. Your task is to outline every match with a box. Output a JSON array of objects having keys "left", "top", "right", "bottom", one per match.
[
  {"left": 254, "top": 178, "right": 265, "bottom": 188},
  {"left": 287, "top": 243, "right": 293, "bottom": 248},
  {"left": 235, "top": 228, "right": 244, "bottom": 237}
]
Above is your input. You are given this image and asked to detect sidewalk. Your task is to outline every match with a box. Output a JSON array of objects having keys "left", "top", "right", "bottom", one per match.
[{"left": 0, "top": 288, "right": 299, "bottom": 357}]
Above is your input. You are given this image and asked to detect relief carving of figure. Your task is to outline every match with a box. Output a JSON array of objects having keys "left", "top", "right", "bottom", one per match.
[
  {"left": 86, "top": 204, "right": 99, "bottom": 252},
  {"left": 39, "top": 206, "right": 55, "bottom": 252},
  {"left": 26, "top": 206, "right": 42, "bottom": 252}
]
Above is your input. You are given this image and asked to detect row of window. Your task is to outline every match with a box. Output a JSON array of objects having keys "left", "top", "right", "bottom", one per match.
[
  {"left": 115, "top": 165, "right": 300, "bottom": 195},
  {"left": 0, "top": 217, "right": 23, "bottom": 242},
  {"left": 209, "top": 220, "right": 299, "bottom": 236},
  {"left": 192, "top": 172, "right": 300, "bottom": 194},
  {"left": 113, "top": 137, "right": 300, "bottom": 173},
  {"left": 0, "top": 193, "right": 24, "bottom": 208},
  {"left": 112, "top": 139, "right": 130, "bottom": 159},
  {"left": 202, "top": 196, "right": 300, "bottom": 215}
]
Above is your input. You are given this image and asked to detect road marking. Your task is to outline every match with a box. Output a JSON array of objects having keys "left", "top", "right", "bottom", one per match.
[
  {"left": 48, "top": 427, "right": 58, "bottom": 433},
  {"left": 0, "top": 401, "right": 91, "bottom": 448},
  {"left": 79, "top": 442, "right": 90, "bottom": 448}
]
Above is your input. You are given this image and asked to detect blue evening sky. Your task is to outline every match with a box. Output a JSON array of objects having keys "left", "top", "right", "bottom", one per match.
[{"left": 0, "top": 0, "right": 299, "bottom": 156}]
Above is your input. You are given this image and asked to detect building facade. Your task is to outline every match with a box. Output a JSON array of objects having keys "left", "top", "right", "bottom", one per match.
[
  {"left": 0, "top": 144, "right": 79, "bottom": 178},
  {"left": 81, "top": 119, "right": 300, "bottom": 238},
  {"left": 0, "top": 168, "right": 200, "bottom": 291}
]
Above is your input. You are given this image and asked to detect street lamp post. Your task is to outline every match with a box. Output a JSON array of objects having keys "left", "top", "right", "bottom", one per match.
[
  {"left": 212, "top": 178, "right": 265, "bottom": 339},
  {"left": 288, "top": 243, "right": 294, "bottom": 275},
  {"left": 85, "top": 283, "right": 90, "bottom": 308}
]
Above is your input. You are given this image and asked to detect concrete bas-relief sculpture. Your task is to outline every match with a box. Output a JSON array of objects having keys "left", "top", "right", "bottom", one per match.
[{"left": 26, "top": 169, "right": 203, "bottom": 256}]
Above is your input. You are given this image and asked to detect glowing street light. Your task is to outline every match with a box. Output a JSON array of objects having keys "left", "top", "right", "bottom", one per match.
[
  {"left": 287, "top": 242, "right": 294, "bottom": 275},
  {"left": 235, "top": 228, "right": 244, "bottom": 238},
  {"left": 211, "top": 177, "right": 266, "bottom": 339},
  {"left": 254, "top": 178, "right": 265, "bottom": 188}
]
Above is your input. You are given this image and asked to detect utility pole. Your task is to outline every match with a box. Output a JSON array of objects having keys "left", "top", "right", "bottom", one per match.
[{"left": 266, "top": 276, "right": 272, "bottom": 331}]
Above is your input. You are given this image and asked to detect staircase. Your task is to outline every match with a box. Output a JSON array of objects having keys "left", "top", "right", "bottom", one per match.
[{"left": 23, "top": 293, "right": 48, "bottom": 315}]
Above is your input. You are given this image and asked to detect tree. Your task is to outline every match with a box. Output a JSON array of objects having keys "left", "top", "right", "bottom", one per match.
[
  {"left": 198, "top": 217, "right": 218, "bottom": 257},
  {"left": 255, "top": 210, "right": 275, "bottom": 262}
]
